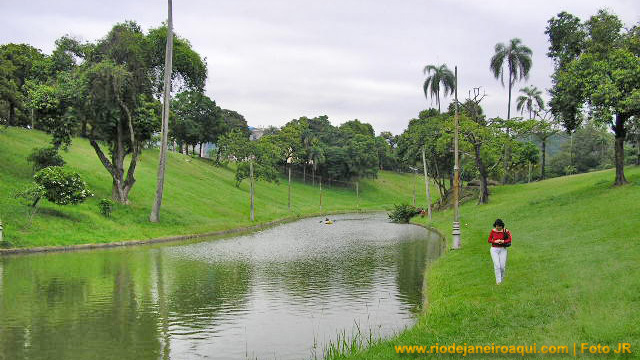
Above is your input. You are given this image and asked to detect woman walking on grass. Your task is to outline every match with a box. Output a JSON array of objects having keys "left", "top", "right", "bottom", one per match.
[{"left": 488, "top": 219, "right": 511, "bottom": 285}]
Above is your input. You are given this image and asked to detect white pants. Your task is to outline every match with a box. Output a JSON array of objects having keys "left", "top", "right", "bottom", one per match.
[{"left": 490, "top": 247, "right": 508, "bottom": 284}]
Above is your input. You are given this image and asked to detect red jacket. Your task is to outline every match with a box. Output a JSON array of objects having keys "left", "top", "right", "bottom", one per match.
[{"left": 488, "top": 229, "right": 512, "bottom": 247}]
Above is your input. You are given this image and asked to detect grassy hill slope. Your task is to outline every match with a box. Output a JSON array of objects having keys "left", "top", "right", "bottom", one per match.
[
  {"left": 339, "top": 166, "right": 640, "bottom": 359},
  {"left": 0, "top": 127, "right": 435, "bottom": 248}
]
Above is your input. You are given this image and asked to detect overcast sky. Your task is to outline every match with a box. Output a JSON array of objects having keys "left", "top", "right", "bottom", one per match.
[{"left": 2, "top": 0, "right": 638, "bottom": 134}]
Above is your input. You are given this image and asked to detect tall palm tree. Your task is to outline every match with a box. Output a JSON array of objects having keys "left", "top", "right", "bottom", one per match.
[
  {"left": 490, "top": 38, "right": 533, "bottom": 120},
  {"left": 422, "top": 64, "right": 455, "bottom": 113},
  {"left": 516, "top": 86, "right": 545, "bottom": 119},
  {"left": 490, "top": 38, "right": 532, "bottom": 183},
  {"left": 150, "top": 0, "right": 174, "bottom": 222}
]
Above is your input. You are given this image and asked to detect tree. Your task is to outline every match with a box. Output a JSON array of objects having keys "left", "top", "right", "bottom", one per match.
[
  {"left": 396, "top": 109, "right": 453, "bottom": 200},
  {"left": 220, "top": 109, "right": 249, "bottom": 136},
  {"left": 82, "top": 60, "right": 159, "bottom": 204},
  {"left": 27, "top": 146, "right": 65, "bottom": 172},
  {"left": 516, "top": 86, "right": 545, "bottom": 119},
  {"left": 510, "top": 140, "right": 540, "bottom": 183},
  {"left": 455, "top": 90, "right": 500, "bottom": 203},
  {"left": 271, "top": 120, "right": 306, "bottom": 210},
  {"left": 338, "top": 119, "right": 374, "bottom": 137},
  {"left": 169, "top": 91, "right": 224, "bottom": 155},
  {"left": 16, "top": 166, "right": 93, "bottom": 221},
  {"left": 490, "top": 38, "right": 533, "bottom": 184},
  {"left": 218, "top": 130, "right": 278, "bottom": 220},
  {"left": 52, "top": 21, "right": 207, "bottom": 203},
  {"left": 0, "top": 43, "right": 47, "bottom": 126},
  {"left": 532, "top": 110, "right": 561, "bottom": 179},
  {"left": 0, "top": 57, "right": 18, "bottom": 125},
  {"left": 422, "top": 64, "right": 456, "bottom": 113},
  {"left": 547, "top": 9, "right": 640, "bottom": 185},
  {"left": 628, "top": 117, "right": 640, "bottom": 165},
  {"left": 379, "top": 131, "right": 398, "bottom": 148},
  {"left": 150, "top": 0, "right": 174, "bottom": 223},
  {"left": 490, "top": 38, "right": 533, "bottom": 120},
  {"left": 374, "top": 135, "right": 397, "bottom": 170},
  {"left": 548, "top": 121, "right": 614, "bottom": 176}
]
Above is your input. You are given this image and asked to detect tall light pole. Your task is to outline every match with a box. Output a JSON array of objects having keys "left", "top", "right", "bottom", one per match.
[{"left": 452, "top": 66, "right": 461, "bottom": 249}]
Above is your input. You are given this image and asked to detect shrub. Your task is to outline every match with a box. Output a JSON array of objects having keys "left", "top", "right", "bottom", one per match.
[
  {"left": 15, "top": 183, "right": 47, "bottom": 221},
  {"left": 388, "top": 204, "right": 420, "bottom": 223},
  {"left": 98, "top": 198, "right": 114, "bottom": 217},
  {"left": 16, "top": 167, "right": 92, "bottom": 222},
  {"left": 34, "top": 166, "right": 93, "bottom": 205},
  {"left": 27, "top": 147, "right": 65, "bottom": 172}
]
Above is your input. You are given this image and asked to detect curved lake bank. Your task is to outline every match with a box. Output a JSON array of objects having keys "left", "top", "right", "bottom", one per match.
[{"left": 0, "top": 213, "right": 443, "bottom": 360}]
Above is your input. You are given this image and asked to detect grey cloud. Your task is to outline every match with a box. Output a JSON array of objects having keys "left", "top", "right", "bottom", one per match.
[{"left": 1, "top": 0, "right": 638, "bottom": 134}]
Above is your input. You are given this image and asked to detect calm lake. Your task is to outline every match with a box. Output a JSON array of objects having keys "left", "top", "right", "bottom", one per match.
[{"left": 0, "top": 213, "right": 443, "bottom": 360}]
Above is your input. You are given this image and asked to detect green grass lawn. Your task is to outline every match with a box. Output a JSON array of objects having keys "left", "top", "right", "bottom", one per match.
[
  {"left": 338, "top": 166, "right": 640, "bottom": 359},
  {"left": 0, "top": 127, "right": 437, "bottom": 247}
]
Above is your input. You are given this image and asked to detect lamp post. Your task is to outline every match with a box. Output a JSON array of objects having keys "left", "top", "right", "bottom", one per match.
[{"left": 452, "top": 66, "right": 461, "bottom": 249}]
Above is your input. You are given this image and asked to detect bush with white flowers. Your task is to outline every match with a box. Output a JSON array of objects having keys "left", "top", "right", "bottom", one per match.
[{"left": 33, "top": 167, "right": 93, "bottom": 205}]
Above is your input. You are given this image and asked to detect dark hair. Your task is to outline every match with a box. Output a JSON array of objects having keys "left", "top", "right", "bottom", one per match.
[{"left": 493, "top": 218, "right": 505, "bottom": 228}]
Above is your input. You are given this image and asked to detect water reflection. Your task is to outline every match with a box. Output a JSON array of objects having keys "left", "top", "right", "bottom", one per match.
[{"left": 0, "top": 213, "right": 441, "bottom": 360}]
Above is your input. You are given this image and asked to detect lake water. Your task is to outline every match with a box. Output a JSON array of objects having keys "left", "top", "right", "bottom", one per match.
[{"left": 0, "top": 213, "right": 443, "bottom": 360}]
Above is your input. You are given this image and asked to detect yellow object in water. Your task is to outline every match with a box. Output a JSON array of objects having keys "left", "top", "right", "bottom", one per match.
[{"left": 324, "top": 221, "right": 333, "bottom": 225}]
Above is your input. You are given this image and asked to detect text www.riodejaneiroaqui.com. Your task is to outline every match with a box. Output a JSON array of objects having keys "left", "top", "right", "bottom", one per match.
[{"left": 394, "top": 343, "right": 632, "bottom": 356}]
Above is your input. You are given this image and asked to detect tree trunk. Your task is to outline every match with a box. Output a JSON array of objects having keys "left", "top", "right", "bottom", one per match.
[
  {"left": 319, "top": 177, "right": 323, "bottom": 211},
  {"left": 507, "top": 71, "right": 513, "bottom": 120},
  {"left": 303, "top": 165, "right": 306, "bottom": 183},
  {"left": 570, "top": 132, "right": 573, "bottom": 166},
  {"left": 8, "top": 103, "right": 16, "bottom": 126},
  {"left": 90, "top": 136, "right": 138, "bottom": 204},
  {"left": 150, "top": 0, "right": 174, "bottom": 222},
  {"left": 636, "top": 138, "right": 640, "bottom": 166},
  {"left": 613, "top": 114, "right": 628, "bottom": 186},
  {"left": 412, "top": 171, "right": 416, "bottom": 206},
  {"left": 81, "top": 117, "right": 87, "bottom": 138},
  {"left": 541, "top": 139, "right": 547, "bottom": 179},
  {"left": 312, "top": 166, "right": 316, "bottom": 186},
  {"left": 250, "top": 161, "right": 254, "bottom": 221},
  {"left": 502, "top": 71, "right": 513, "bottom": 184},
  {"left": 422, "top": 146, "right": 432, "bottom": 220},
  {"left": 288, "top": 165, "right": 291, "bottom": 210},
  {"left": 474, "top": 143, "right": 489, "bottom": 204}
]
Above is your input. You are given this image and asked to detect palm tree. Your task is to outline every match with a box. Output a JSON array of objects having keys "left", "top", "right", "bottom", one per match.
[
  {"left": 490, "top": 38, "right": 532, "bottom": 183},
  {"left": 150, "top": 0, "right": 174, "bottom": 222},
  {"left": 490, "top": 38, "right": 533, "bottom": 120},
  {"left": 516, "top": 86, "right": 544, "bottom": 119},
  {"left": 422, "top": 64, "right": 456, "bottom": 113}
]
